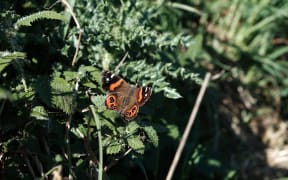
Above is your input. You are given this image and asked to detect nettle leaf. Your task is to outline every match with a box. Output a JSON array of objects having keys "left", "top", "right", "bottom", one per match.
[
  {"left": 51, "top": 77, "right": 75, "bottom": 114},
  {"left": 63, "top": 71, "right": 78, "bottom": 81},
  {"left": 78, "top": 65, "right": 102, "bottom": 88},
  {"left": 102, "top": 110, "right": 119, "bottom": 121},
  {"left": 102, "top": 118, "right": 117, "bottom": 133},
  {"left": 127, "top": 135, "right": 145, "bottom": 154},
  {"left": 30, "top": 106, "right": 49, "bottom": 121},
  {"left": 91, "top": 95, "right": 106, "bottom": 112},
  {"left": 143, "top": 126, "right": 158, "bottom": 147},
  {"left": 106, "top": 142, "right": 122, "bottom": 155},
  {"left": 14, "top": 10, "right": 66, "bottom": 29},
  {"left": 117, "top": 126, "right": 125, "bottom": 135},
  {"left": 126, "top": 121, "right": 140, "bottom": 135},
  {"left": 0, "top": 51, "right": 26, "bottom": 73}
]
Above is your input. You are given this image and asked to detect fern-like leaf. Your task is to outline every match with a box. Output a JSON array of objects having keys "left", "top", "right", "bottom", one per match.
[
  {"left": 0, "top": 51, "right": 26, "bottom": 73},
  {"left": 15, "top": 10, "right": 66, "bottom": 29}
]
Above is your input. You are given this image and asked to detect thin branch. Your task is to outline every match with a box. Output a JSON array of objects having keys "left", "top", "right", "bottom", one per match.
[
  {"left": 60, "top": 0, "right": 82, "bottom": 66},
  {"left": 211, "top": 70, "right": 225, "bottom": 80},
  {"left": 165, "top": 72, "right": 211, "bottom": 180},
  {"left": 40, "top": 165, "right": 63, "bottom": 180},
  {"left": 104, "top": 148, "right": 132, "bottom": 172}
]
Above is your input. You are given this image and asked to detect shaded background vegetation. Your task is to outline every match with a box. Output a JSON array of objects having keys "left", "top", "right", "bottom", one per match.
[{"left": 1, "top": 0, "right": 288, "bottom": 179}]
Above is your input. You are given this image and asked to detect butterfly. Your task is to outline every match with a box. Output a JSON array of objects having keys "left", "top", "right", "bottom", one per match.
[{"left": 102, "top": 71, "right": 152, "bottom": 120}]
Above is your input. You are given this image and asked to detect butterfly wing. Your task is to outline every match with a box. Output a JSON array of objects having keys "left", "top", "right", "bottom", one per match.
[
  {"left": 102, "top": 71, "right": 152, "bottom": 120},
  {"left": 137, "top": 86, "right": 152, "bottom": 107},
  {"left": 122, "top": 103, "right": 139, "bottom": 120},
  {"left": 102, "top": 71, "right": 129, "bottom": 112},
  {"left": 122, "top": 85, "right": 152, "bottom": 120},
  {"left": 102, "top": 71, "right": 129, "bottom": 92}
]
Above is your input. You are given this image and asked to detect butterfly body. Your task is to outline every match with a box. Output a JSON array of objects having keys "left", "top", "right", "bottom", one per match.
[{"left": 102, "top": 71, "right": 152, "bottom": 120}]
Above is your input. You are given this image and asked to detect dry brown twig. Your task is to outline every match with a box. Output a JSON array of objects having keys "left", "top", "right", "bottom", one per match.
[
  {"left": 60, "top": 0, "right": 82, "bottom": 66},
  {"left": 166, "top": 72, "right": 211, "bottom": 180}
]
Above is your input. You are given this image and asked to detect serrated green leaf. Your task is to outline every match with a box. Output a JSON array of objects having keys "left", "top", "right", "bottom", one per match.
[
  {"left": 126, "top": 121, "right": 140, "bottom": 135},
  {"left": 127, "top": 135, "right": 145, "bottom": 154},
  {"left": 101, "top": 118, "right": 117, "bottom": 134},
  {"left": 63, "top": 71, "right": 77, "bottom": 81},
  {"left": 79, "top": 65, "right": 102, "bottom": 85},
  {"left": 51, "top": 77, "right": 75, "bottom": 114},
  {"left": 106, "top": 143, "right": 122, "bottom": 154},
  {"left": 103, "top": 110, "right": 119, "bottom": 120},
  {"left": 117, "top": 126, "right": 125, "bottom": 135},
  {"left": 91, "top": 95, "right": 106, "bottom": 112},
  {"left": 143, "top": 126, "right": 158, "bottom": 147},
  {"left": 15, "top": 10, "right": 66, "bottom": 29},
  {"left": 30, "top": 106, "right": 49, "bottom": 121},
  {"left": 0, "top": 51, "right": 26, "bottom": 73}
]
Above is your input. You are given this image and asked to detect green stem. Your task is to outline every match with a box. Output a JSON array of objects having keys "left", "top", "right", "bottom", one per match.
[
  {"left": 65, "top": 116, "right": 74, "bottom": 178},
  {"left": 90, "top": 105, "right": 103, "bottom": 180},
  {"left": 167, "top": 2, "right": 203, "bottom": 16}
]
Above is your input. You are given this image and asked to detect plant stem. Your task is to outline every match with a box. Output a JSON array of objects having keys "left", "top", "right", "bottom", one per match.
[
  {"left": 165, "top": 72, "right": 211, "bottom": 180},
  {"left": 65, "top": 116, "right": 73, "bottom": 178},
  {"left": 90, "top": 105, "right": 103, "bottom": 180},
  {"left": 167, "top": 2, "right": 203, "bottom": 16},
  {"left": 60, "top": 0, "right": 82, "bottom": 66}
]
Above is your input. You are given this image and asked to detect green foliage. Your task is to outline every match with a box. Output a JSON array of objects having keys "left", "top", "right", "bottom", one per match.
[
  {"left": 30, "top": 106, "right": 49, "bottom": 121},
  {"left": 14, "top": 10, "right": 66, "bottom": 29},
  {"left": 143, "top": 125, "right": 158, "bottom": 147},
  {"left": 127, "top": 135, "right": 145, "bottom": 154},
  {"left": 50, "top": 77, "right": 75, "bottom": 115},
  {"left": 1, "top": 0, "right": 288, "bottom": 179},
  {"left": 0, "top": 51, "right": 26, "bottom": 73},
  {"left": 0, "top": 87, "right": 13, "bottom": 101},
  {"left": 91, "top": 95, "right": 106, "bottom": 112}
]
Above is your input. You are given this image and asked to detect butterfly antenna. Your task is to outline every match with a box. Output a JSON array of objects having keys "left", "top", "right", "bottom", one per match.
[{"left": 115, "top": 52, "right": 129, "bottom": 72}]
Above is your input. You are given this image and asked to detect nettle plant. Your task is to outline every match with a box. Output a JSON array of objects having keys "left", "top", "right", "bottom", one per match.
[{"left": 0, "top": 0, "right": 201, "bottom": 178}]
